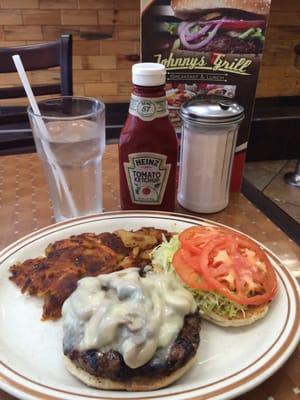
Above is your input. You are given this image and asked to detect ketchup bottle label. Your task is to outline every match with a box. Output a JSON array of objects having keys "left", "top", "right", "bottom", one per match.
[
  {"left": 124, "top": 152, "right": 171, "bottom": 204},
  {"left": 129, "top": 94, "right": 168, "bottom": 122}
]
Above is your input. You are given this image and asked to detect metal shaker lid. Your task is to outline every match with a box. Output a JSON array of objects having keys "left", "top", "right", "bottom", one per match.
[{"left": 180, "top": 95, "right": 244, "bottom": 125}]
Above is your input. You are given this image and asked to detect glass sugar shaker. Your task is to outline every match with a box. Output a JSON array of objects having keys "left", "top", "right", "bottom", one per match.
[{"left": 177, "top": 96, "right": 245, "bottom": 213}]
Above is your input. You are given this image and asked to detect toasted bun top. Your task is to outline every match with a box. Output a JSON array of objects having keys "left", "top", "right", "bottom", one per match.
[{"left": 171, "top": 0, "right": 271, "bottom": 18}]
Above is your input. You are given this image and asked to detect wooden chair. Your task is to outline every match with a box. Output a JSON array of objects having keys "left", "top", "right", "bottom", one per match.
[{"left": 0, "top": 34, "right": 73, "bottom": 155}]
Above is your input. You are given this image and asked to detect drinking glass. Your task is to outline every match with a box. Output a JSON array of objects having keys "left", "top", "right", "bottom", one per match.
[{"left": 28, "top": 96, "right": 105, "bottom": 222}]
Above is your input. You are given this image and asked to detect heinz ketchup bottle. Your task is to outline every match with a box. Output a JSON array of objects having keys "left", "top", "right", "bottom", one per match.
[{"left": 119, "top": 63, "right": 178, "bottom": 211}]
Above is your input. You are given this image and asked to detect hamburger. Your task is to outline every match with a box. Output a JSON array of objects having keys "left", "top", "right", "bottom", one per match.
[
  {"left": 165, "top": 0, "right": 270, "bottom": 54},
  {"left": 62, "top": 267, "right": 200, "bottom": 391},
  {"left": 152, "top": 225, "right": 277, "bottom": 327}
]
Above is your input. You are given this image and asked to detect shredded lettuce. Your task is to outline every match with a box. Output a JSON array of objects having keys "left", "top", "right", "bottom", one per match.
[
  {"left": 239, "top": 28, "right": 255, "bottom": 39},
  {"left": 227, "top": 30, "right": 241, "bottom": 38},
  {"left": 250, "top": 27, "right": 265, "bottom": 42},
  {"left": 227, "top": 28, "right": 265, "bottom": 42},
  {"left": 172, "top": 38, "right": 181, "bottom": 51},
  {"left": 228, "top": 27, "right": 265, "bottom": 42},
  {"left": 164, "top": 22, "right": 179, "bottom": 36},
  {"left": 151, "top": 235, "right": 180, "bottom": 272},
  {"left": 190, "top": 289, "right": 247, "bottom": 319},
  {"left": 151, "top": 235, "right": 248, "bottom": 320}
]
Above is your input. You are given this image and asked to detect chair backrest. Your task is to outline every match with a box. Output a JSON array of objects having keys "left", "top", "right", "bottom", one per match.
[
  {"left": 0, "top": 34, "right": 73, "bottom": 155},
  {"left": 0, "top": 34, "right": 73, "bottom": 101}
]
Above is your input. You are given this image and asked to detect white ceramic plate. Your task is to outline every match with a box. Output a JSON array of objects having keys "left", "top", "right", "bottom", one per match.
[{"left": 0, "top": 211, "right": 299, "bottom": 400}]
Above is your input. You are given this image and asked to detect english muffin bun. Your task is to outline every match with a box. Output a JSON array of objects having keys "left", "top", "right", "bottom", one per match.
[
  {"left": 171, "top": 0, "right": 271, "bottom": 18},
  {"left": 201, "top": 303, "right": 269, "bottom": 327},
  {"left": 64, "top": 354, "right": 197, "bottom": 391}
]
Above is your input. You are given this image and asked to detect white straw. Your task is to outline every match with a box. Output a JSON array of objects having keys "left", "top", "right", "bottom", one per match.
[{"left": 12, "top": 54, "right": 77, "bottom": 217}]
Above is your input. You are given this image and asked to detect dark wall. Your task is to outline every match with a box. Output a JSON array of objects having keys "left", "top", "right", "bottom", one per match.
[{"left": 246, "top": 96, "right": 300, "bottom": 161}]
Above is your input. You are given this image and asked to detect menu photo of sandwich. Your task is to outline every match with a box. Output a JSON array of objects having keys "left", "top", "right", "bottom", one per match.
[
  {"left": 142, "top": 0, "right": 272, "bottom": 191},
  {"left": 165, "top": 0, "right": 269, "bottom": 55}
]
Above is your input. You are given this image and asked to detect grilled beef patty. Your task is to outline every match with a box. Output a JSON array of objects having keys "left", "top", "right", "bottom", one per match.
[{"left": 64, "top": 313, "right": 200, "bottom": 381}]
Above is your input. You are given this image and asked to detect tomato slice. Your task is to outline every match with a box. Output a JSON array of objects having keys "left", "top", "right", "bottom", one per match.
[
  {"left": 220, "top": 20, "right": 265, "bottom": 31},
  {"left": 179, "top": 226, "right": 223, "bottom": 243},
  {"left": 179, "top": 226, "right": 228, "bottom": 255},
  {"left": 174, "top": 225, "right": 277, "bottom": 306},
  {"left": 194, "top": 236, "right": 277, "bottom": 305},
  {"left": 172, "top": 249, "right": 210, "bottom": 291}
]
